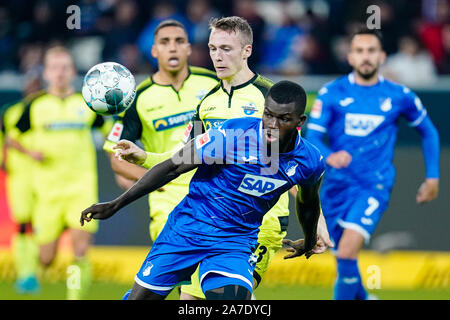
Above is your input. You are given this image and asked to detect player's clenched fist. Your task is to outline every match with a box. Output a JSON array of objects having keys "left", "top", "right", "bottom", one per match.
[{"left": 113, "top": 139, "right": 147, "bottom": 165}]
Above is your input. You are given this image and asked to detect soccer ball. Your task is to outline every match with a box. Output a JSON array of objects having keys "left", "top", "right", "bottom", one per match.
[{"left": 82, "top": 62, "right": 136, "bottom": 115}]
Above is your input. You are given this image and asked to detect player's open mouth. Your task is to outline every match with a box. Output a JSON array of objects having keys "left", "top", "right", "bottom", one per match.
[
  {"left": 265, "top": 130, "right": 278, "bottom": 143},
  {"left": 168, "top": 57, "right": 179, "bottom": 66}
]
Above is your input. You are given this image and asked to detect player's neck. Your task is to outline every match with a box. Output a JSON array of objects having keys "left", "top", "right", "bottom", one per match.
[
  {"left": 154, "top": 66, "right": 189, "bottom": 91},
  {"left": 353, "top": 71, "right": 379, "bottom": 86},
  {"left": 47, "top": 86, "right": 74, "bottom": 99},
  {"left": 221, "top": 66, "right": 254, "bottom": 93}
]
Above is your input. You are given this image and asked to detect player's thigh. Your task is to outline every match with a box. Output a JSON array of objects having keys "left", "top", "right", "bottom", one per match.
[
  {"left": 6, "top": 174, "right": 35, "bottom": 224},
  {"left": 135, "top": 229, "right": 202, "bottom": 296},
  {"left": 32, "top": 196, "right": 66, "bottom": 245},
  {"left": 64, "top": 192, "right": 99, "bottom": 235},
  {"left": 253, "top": 237, "right": 282, "bottom": 288},
  {"left": 180, "top": 266, "right": 205, "bottom": 300},
  {"left": 199, "top": 250, "right": 255, "bottom": 294}
]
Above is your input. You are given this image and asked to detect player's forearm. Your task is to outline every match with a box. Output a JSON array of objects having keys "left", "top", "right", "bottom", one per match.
[
  {"left": 295, "top": 192, "right": 320, "bottom": 249},
  {"left": 110, "top": 155, "right": 147, "bottom": 181},
  {"left": 416, "top": 117, "right": 440, "bottom": 178},
  {"left": 113, "top": 158, "right": 180, "bottom": 210},
  {"left": 142, "top": 142, "right": 184, "bottom": 169},
  {"left": 113, "top": 140, "right": 199, "bottom": 210}
]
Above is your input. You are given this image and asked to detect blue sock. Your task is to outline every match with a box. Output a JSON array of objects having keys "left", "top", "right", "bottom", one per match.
[
  {"left": 122, "top": 289, "right": 132, "bottom": 300},
  {"left": 334, "top": 258, "right": 367, "bottom": 300}
]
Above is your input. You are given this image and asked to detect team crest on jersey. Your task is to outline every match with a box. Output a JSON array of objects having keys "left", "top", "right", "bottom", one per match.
[
  {"left": 142, "top": 261, "right": 153, "bottom": 277},
  {"left": 286, "top": 161, "right": 298, "bottom": 177},
  {"left": 107, "top": 122, "right": 124, "bottom": 142},
  {"left": 238, "top": 174, "right": 287, "bottom": 197},
  {"left": 241, "top": 102, "right": 258, "bottom": 115},
  {"left": 153, "top": 110, "right": 195, "bottom": 131},
  {"left": 345, "top": 113, "right": 385, "bottom": 137},
  {"left": 380, "top": 98, "right": 392, "bottom": 112}
]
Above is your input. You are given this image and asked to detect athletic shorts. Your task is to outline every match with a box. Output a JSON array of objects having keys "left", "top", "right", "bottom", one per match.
[
  {"left": 32, "top": 192, "right": 98, "bottom": 245},
  {"left": 135, "top": 224, "right": 257, "bottom": 296},
  {"left": 321, "top": 183, "right": 391, "bottom": 249}
]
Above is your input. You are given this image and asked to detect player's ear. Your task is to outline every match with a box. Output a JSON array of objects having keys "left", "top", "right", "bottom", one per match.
[
  {"left": 242, "top": 44, "right": 252, "bottom": 60},
  {"left": 297, "top": 114, "right": 307, "bottom": 128},
  {"left": 151, "top": 45, "right": 158, "bottom": 59},
  {"left": 187, "top": 43, "right": 192, "bottom": 57}
]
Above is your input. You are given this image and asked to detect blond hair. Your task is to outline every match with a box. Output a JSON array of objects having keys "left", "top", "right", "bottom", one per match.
[
  {"left": 209, "top": 16, "right": 253, "bottom": 46},
  {"left": 44, "top": 46, "right": 74, "bottom": 66}
]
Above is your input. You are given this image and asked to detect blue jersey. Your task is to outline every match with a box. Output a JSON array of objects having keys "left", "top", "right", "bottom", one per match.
[
  {"left": 165, "top": 117, "right": 325, "bottom": 247},
  {"left": 306, "top": 73, "right": 429, "bottom": 190}
]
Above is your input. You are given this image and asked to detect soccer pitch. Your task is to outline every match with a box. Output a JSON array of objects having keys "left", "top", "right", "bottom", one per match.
[{"left": 0, "top": 281, "right": 449, "bottom": 300}]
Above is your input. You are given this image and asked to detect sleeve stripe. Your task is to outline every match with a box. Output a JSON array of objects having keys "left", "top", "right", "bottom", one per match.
[
  {"left": 408, "top": 109, "right": 427, "bottom": 127},
  {"left": 306, "top": 123, "right": 327, "bottom": 133}
]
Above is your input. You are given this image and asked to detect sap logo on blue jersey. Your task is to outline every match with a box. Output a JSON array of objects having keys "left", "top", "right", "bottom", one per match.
[
  {"left": 238, "top": 174, "right": 287, "bottom": 197},
  {"left": 345, "top": 113, "right": 385, "bottom": 137}
]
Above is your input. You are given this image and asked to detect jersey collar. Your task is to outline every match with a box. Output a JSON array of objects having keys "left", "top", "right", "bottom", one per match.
[
  {"left": 348, "top": 72, "right": 384, "bottom": 87},
  {"left": 220, "top": 73, "right": 258, "bottom": 93}
]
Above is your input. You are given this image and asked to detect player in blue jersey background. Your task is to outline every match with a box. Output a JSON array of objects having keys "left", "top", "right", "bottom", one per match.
[
  {"left": 305, "top": 27, "right": 440, "bottom": 300},
  {"left": 80, "top": 81, "right": 332, "bottom": 300}
]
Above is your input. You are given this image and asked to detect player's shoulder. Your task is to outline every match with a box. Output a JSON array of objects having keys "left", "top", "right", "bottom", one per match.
[
  {"left": 295, "top": 137, "right": 325, "bottom": 180},
  {"left": 188, "top": 66, "right": 218, "bottom": 81},
  {"left": 136, "top": 76, "right": 154, "bottom": 94},
  {"left": 220, "top": 116, "right": 260, "bottom": 131},
  {"left": 22, "top": 90, "right": 47, "bottom": 106},
  {"left": 380, "top": 76, "right": 417, "bottom": 98},
  {"left": 252, "top": 74, "right": 274, "bottom": 97},
  {"left": 317, "top": 74, "right": 351, "bottom": 96}
]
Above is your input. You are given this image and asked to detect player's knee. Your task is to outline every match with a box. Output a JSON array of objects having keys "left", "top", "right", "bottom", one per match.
[
  {"left": 205, "top": 285, "right": 251, "bottom": 300},
  {"left": 39, "top": 252, "right": 55, "bottom": 267},
  {"left": 127, "top": 282, "right": 167, "bottom": 300}
]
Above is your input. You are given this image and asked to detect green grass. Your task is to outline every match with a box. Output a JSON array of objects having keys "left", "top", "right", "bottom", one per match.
[{"left": 0, "top": 281, "right": 449, "bottom": 300}]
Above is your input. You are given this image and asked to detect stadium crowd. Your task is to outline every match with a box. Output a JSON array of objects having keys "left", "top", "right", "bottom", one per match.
[{"left": 1, "top": 0, "right": 450, "bottom": 86}]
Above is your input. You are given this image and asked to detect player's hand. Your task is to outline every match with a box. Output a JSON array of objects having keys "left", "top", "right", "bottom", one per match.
[
  {"left": 416, "top": 178, "right": 439, "bottom": 204},
  {"left": 80, "top": 201, "right": 119, "bottom": 226},
  {"left": 113, "top": 140, "right": 147, "bottom": 165},
  {"left": 28, "top": 150, "right": 45, "bottom": 162},
  {"left": 326, "top": 150, "right": 352, "bottom": 169},
  {"left": 282, "top": 237, "right": 319, "bottom": 260},
  {"left": 316, "top": 218, "right": 334, "bottom": 253}
]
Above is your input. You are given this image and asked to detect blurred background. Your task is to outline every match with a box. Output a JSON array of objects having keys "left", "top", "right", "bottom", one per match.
[{"left": 0, "top": 0, "right": 448, "bottom": 299}]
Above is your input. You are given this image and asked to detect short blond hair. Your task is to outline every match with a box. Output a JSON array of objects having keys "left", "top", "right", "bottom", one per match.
[
  {"left": 44, "top": 46, "right": 74, "bottom": 66},
  {"left": 209, "top": 16, "right": 253, "bottom": 46}
]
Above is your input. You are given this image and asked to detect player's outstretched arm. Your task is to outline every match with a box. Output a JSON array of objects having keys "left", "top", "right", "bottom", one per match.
[
  {"left": 283, "top": 177, "right": 332, "bottom": 259},
  {"left": 414, "top": 116, "right": 440, "bottom": 204},
  {"left": 80, "top": 139, "right": 200, "bottom": 225}
]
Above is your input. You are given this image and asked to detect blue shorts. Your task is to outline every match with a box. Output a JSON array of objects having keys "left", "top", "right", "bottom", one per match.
[
  {"left": 321, "top": 183, "right": 391, "bottom": 249},
  {"left": 134, "top": 223, "right": 257, "bottom": 296}
]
